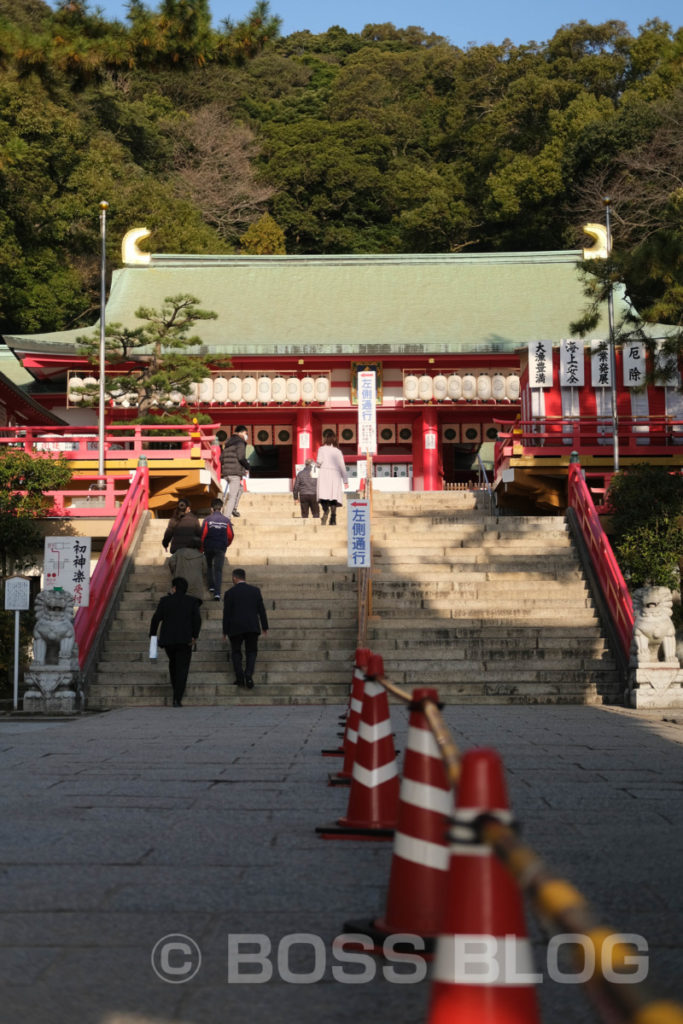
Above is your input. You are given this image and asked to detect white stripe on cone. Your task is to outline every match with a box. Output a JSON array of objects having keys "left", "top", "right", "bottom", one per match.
[
  {"left": 393, "top": 830, "right": 451, "bottom": 871},
  {"left": 352, "top": 760, "right": 399, "bottom": 789},
  {"left": 432, "top": 934, "right": 540, "bottom": 986}
]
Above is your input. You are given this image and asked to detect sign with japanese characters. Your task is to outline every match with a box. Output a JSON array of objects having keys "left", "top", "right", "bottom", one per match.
[
  {"left": 623, "top": 341, "right": 647, "bottom": 388},
  {"left": 559, "top": 339, "right": 585, "bottom": 387},
  {"left": 591, "top": 340, "right": 612, "bottom": 387},
  {"left": 528, "top": 341, "right": 553, "bottom": 387},
  {"left": 347, "top": 499, "right": 371, "bottom": 568},
  {"left": 43, "top": 536, "right": 91, "bottom": 607},
  {"left": 357, "top": 371, "right": 377, "bottom": 455},
  {"left": 4, "top": 576, "right": 30, "bottom": 611}
]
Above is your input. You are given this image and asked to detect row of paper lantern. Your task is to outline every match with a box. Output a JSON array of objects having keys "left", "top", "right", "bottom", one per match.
[
  {"left": 403, "top": 373, "right": 520, "bottom": 403},
  {"left": 191, "top": 376, "right": 332, "bottom": 405},
  {"left": 68, "top": 375, "right": 333, "bottom": 407}
]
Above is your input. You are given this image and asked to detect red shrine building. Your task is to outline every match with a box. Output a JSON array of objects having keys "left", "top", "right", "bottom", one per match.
[{"left": 1, "top": 228, "right": 681, "bottom": 512}]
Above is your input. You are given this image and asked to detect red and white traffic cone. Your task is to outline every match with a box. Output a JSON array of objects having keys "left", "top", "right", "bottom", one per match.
[
  {"left": 322, "top": 647, "right": 371, "bottom": 758},
  {"left": 328, "top": 648, "right": 371, "bottom": 786},
  {"left": 344, "top": 686, "right": 453, "bottom": 952},
  {"left": 427, "top": 748, "right": 541, "bottom": 1023},
  {"left": 317, "top": 654, "right": 399, "bottom": 840}
]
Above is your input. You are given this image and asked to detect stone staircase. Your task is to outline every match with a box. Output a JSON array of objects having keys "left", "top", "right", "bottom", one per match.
[{"left": 86, "top": 490, "right": 622, "bottom": 708}]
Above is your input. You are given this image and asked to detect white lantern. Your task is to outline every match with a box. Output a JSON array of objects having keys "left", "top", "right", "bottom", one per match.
[
  {"left": 83, "top": 375, "right": 98, "bottom": 389},
  {"left": 241, "top": 376, "right": 257, "bottom": 403},
  {"left": 314, "top": 376, "right": 330, "bottom": 402},
  {"left": 491, "top": 373, "right": 507, "bottom": 401},
  {"left": 167, "top": 390, "right": 183, "bottom": 406},
  {"left": 199, "top": 377, "right": 213, "bottom": 403},
  {"left": 213, "top": 376, "right": 228, "bottom": 403},
  {"left": 69, "top": 376, "right": 84, "bottom": 403},
  {"left": 301, "top": 376, "right": 315, "bottom": 402},
  {"left": 188, "top": 381, "right": 200, "bottom": 403},
  {"left": 417, "top": 375, "right": 433, "bottom": 401},
  {"left": 462, "top": 374, "right": 476, "bottom": 401},
  {"left": 477, "top": 374, "right": 492, "bottom": 401},
  {"left": 447, "top": 374, "right": 462, "bottom": 400},
  {"left": 506, "top": 374, "right": 520, "bottom": 402},
  {"left": 272, "top": 376, "right": 287, "bottom": 403},
  {"left": 286, "top": 377, "right": 301, "bottom": 403},
  {"left": 403, "top": 374, "right": 419, "bottom": 401},
  {"left": 433, "top": 374, "right": 448, "bottom": 401},
  {"left": 257, "top": 377, "right": 272, "bottom": 403},
  {"left": 227, "top": 377, "right": 242, "bottom": 403}
]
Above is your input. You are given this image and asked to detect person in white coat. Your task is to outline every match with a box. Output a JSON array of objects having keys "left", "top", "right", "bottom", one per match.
[{"left": 315, "top": 432, "right": 348, "bottom": 525}]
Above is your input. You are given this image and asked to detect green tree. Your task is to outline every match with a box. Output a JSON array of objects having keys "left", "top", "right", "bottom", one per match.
[
  {"left": 0, "top": 450, "right": 72, "bottom": 577},
  {"left": 240, "top": 212, "right": 286, "bottom": 253},
  {"left": 75, "top": 293, "right": 220, "bottom": 417}
]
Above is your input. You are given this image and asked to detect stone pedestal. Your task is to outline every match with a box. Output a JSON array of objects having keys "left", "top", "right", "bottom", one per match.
[
  {"left": 627, "top": 663, "right": 683, "bottom": 709},
  {"left": 23, "top": 665, "right": 78, "bottom": 715}
]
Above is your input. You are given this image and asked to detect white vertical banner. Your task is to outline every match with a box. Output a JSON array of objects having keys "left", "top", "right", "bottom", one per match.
[
  {"left": 528, "top": 341, "right": 553, "bottom": 387},
  {"left": 43, "top": 536, "right": 91, "bottom": 607},
  {"left": 559, "top": 339, "right": 585, "bottom": 387},
  {"left": 357, "top": 370, "right": 377, "bottom": 455},
  {"left": 623, "top": 341, "right": 646, "bottom": 387},
  {"left": 591, "top": 340, "right": 612, "bottom": 387},
  {"left": 347, "top": 498, "right": 371, "bottom": 567}
]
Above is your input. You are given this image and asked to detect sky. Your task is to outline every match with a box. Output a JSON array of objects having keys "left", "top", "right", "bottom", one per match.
[{"left": 54, "top": 0, "right": 681, "bottom": 47}]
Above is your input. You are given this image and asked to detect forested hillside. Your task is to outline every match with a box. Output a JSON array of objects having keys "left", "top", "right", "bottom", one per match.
[{"left": 0, "top": 0, "right": 681, "bottom": 336}]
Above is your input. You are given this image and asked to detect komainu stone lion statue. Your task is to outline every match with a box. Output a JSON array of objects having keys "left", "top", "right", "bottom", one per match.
[
  {"left": 631, "top": 586, "right": 678, "bottom": 665},
  {"left": 32, "top": 589, "right": 77, "bottom": 666}
]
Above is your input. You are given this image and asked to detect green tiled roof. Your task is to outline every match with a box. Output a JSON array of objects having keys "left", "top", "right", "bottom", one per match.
[{"left": 3, "top": 250, "right": 668, "bottom": 359}]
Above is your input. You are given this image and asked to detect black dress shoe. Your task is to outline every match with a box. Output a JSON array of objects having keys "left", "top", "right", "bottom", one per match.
[
  {"left": 232, "top": 510, "right": 241, "bottom": 517},
  {"left": 245, "top": 677, "right": 254, "bottom": 689},
  {"left": 234, "top": 677, "right": 244, "bottom": 687}
]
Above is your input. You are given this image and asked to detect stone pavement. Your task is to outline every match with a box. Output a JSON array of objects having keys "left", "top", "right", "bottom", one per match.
[{"left": 0, "top": 704, "right": 681, "bottom": 1024}]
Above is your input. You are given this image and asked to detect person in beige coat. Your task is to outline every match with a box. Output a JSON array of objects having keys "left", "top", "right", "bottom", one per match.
[
  {"left": 315, "top": 432, "right": 348, "bottom": 525},
  {"left": 169, "top": 545, "right": 205, "bottom": 603}
]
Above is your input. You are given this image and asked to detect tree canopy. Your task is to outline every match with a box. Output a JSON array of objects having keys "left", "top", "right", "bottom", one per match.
[{"left": 0, "top": 2, "right": 681, "bottom": 337}]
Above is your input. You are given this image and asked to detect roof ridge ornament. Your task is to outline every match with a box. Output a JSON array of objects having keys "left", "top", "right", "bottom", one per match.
[
  {"left": 122, "top": 227, "right": 152, "bottom": 266},
  {"left": 581, "top": 223, "right": 608, "bottom": 260}
]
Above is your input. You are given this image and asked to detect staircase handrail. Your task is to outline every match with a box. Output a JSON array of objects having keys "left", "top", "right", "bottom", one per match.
[
  {"left": 74, "top": 462, "right": 149, "bottom": 669},
  {"left": 475, "top": 451, "right": 496, "bottom": 514},
  {"left": 567, "top": 460, "right": 633, "bottom": 660}
]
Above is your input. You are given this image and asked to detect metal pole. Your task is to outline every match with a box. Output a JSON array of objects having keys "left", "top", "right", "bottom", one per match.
[
  {"left": 97, "top": 200, "right": 109, "bottom": 488},
  {"left": 13, "top": 610, "right": 20, "bottom": 711},
  {"left": 604, "top": 196, "right": 619, "bottom": 472}
]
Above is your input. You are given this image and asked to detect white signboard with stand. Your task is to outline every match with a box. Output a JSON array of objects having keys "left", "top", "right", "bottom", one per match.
[
  {"left": 4, "top": 576, "right": 31, "bottom": 710},
  {"left": 357, "top": 371, "right": 377, "bottom": 455},
  {"left": 347, "top": 499, "right": 371, "bottom": 568}
]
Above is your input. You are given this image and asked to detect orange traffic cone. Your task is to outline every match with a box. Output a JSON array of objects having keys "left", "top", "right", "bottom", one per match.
[
  {"left": 328, "top": 648, "right": 371, "bottom": 786},
  {"left": 316, "top": 654, "right": 399, "bottom": 840},
  {"left": 427, "top": 748, "right": 541, "bottom": 1023},
  {"left": 322, "top": 647, "right": 371, "bottom": 757},
  {"left": 344, "top": 686, "right": 454, "bottom": 952}
]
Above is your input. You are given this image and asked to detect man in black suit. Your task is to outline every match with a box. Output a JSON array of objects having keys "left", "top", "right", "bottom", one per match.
[
  {"left": 149, "top": 577, "right": 202, "bottom": 707},
  {"left": 222, "top": 568, "right": 268, "bottom": 689}
]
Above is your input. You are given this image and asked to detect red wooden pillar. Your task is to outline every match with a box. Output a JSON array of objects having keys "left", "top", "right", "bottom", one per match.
[
  {"left": 295, "top": 408, "right": 314, "bottom": 472},
  {"left": 413, "top": 408, "right": 440, "bottom": 492}
]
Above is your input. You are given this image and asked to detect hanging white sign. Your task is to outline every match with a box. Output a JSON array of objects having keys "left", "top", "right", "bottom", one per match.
[
  {"left": 623, "top": 341, "right": 646, "bottom": 388},
  {"left": 347, "top": 499, "right": 371, "bottom": 568},
  {"left": 559, "top": 339, "right": 585, "bottom": 387},
  {"left": 591, "top": 340, "right": 611, "bottom": 387},
  {"left": 357, "top": 371, "right": 377, "bottom": 455},
  {"left": 528, "top": 341, "right": 553, "bottom": 388}
]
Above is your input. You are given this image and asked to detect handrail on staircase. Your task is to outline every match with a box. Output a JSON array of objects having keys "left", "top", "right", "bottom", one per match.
[
  {"left": 73, "top": 461, "right": 149, "bottom": 669},
  {"left": 475, "top": 452, "right": 496, "bottom": 514},
  {"left": 567, "top": 457, "right": 634, "bottom": 661}
]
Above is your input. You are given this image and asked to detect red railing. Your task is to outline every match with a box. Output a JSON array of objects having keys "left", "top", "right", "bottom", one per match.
[
  {"left": 567, "top": 461, "right": 634, "bottom": 660},
  {"left": 73, "top": 463, "right": 149, "bottom": 669},
  {"left": 0, "top": 423, "right": 221, "bottom": 463},
  {"left": 494, "top": 415, "right": 683, "bottom": 480}
]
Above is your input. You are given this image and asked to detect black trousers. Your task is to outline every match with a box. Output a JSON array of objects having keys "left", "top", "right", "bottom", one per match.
[
  {"left": 229, "top": 632, "right": 259, "bottom": 681},
  {"left": 164, "top": 643, "right": 193, "bottom": 703},
  {"left": 299, "top": 494, "right": 320, "bottom": 518}
]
